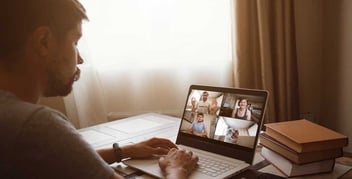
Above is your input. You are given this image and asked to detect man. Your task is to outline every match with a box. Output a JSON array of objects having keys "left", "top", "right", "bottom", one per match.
[
  {"left": 192, "top": 91, "right": 211, "bottom": 114},
  {"left": 188, "top": 113, "right": 208, "bottom": 137},
  {"left": 0, "top": 0, "right": 198, "bottom": 178}
]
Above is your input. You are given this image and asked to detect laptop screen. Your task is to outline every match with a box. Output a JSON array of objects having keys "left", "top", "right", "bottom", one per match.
[{"left": 176, "top": 85, "right": 269, "bottom": 164}]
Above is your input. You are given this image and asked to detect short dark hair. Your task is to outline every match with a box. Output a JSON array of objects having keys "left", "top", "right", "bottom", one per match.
[
  {"left": 197, "top": 112, "right": 204, "bottom": 117},
  {"left": 237, "top": 98, "right": 248, "bottom": 105},
  {"left": 0, "top": 0, "right": 88, "bottom": 58}
]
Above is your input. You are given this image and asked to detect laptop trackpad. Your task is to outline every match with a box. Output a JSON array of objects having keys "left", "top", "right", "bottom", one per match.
[{"left": 123, "top": 157, "right": 163, "bottom": 178}]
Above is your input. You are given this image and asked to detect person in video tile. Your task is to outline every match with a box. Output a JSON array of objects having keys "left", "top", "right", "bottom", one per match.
[
  {"left": 188, "top": 113, "right": 208, "bottom": 137},
  {"left": 231, "top": 98, "right": 252, "bottom": 120},
  {"left": 191, "top": 91, "right": 211, "bottom": 114},
  {"left": 224, "top": 128, "right": 239, "bottom": 143}
]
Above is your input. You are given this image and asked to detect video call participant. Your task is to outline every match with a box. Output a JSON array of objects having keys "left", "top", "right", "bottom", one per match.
[
  {"left": 188, "top": 113, "right": 208, "bottom": 137},
  {"left": 192, "top": 91, "right": 211, "bottom": 114},
  {"left": 231, "top": 98, "right": 252, "bottom": 120}
]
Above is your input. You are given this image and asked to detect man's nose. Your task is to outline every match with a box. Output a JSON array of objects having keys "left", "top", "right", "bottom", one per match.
[{"left": 77, "top": 53, "right": 84, "bottom": 64}]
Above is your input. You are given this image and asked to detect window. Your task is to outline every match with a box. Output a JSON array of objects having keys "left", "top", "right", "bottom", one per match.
[
  {"left": 79, "top": 0, "right": 232, "bottom": 68},
  {"left": 68, "top": 0, "right": 234, "bottom": 127}
]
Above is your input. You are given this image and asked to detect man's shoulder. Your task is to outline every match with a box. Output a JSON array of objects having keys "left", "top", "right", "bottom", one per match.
[
  {"left": 0, "top": 91, "right": 60, "bottom": 121},
  {"left": 0, "top": 90, "right": 68, "bottom": 138},
  {"left": 0, "top": 91, "right": 43, "bottom": 123}
]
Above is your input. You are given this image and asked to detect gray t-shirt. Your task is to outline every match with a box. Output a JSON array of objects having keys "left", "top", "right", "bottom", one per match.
[{"left": 0, "top": 90, "right": 114, "bottom": 178}]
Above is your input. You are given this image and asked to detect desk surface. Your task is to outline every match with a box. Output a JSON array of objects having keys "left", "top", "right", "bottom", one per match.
[{"left": 78, "top": 113, "right": 352, "bottom": 179}]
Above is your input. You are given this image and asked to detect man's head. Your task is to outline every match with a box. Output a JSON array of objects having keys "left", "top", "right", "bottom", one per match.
[
  {"left": 201, "top": 91, "right": 209, "bottom": 102},
  {"left": 0, "top": 0, "right": 88, "bottom": 97},
  {"left": 196, "top": 113, "right": 204, "bottom": 122}
]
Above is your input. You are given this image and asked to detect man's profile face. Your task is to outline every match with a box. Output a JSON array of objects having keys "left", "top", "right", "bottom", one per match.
[{"left": 43, "top": 24, "right": 83, "bottom": 97}]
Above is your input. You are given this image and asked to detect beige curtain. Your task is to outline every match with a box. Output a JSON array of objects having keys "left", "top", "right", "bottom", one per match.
[
  {"left": 233, "top": 0, "right": 299, "bottom": 123},
  {"left": 63, "top": 65, "right": 108, "bottom": 128}
]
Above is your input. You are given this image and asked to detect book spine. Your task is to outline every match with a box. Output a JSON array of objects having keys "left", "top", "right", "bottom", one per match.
[
  {"left": 265, "top": 127, "right": 302, "bottom": 152},
  {"left": 300, "top": 139, "right": 348, "bottom": 153},
  {"left": 260, "top": 133, "right": 343, "bottom": 164},
  {"left": 260, "top": 135, "right": 299, "bottom": 163},
  {"left": 261, "top": 147, "right": 335, "bottom": 177}
]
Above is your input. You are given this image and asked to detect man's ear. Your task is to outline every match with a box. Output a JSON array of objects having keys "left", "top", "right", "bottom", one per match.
[{"left": 31, "top": 26, "right": 53, "bottom": 57}]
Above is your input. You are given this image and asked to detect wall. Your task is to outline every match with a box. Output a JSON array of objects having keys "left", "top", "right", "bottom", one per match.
[
  {"left": 295, "top": 0, "right": 352, "bottom": 153},
  {"left": 321, "top": 0, "right": 352, "bottom": 153},
  {"left": 294, "top": 0, "right": 323, "bottom": 122}
]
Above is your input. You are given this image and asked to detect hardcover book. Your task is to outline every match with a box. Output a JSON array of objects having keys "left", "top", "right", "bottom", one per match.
[
  {"left": 261, "top": 147, "right": 335, "bottom": 177},
  {"left": 264, "top": 119, "right": 348, "bottom": 153},
  {"left": 259, "top": 132, "right": 343, "bottom": 164}
]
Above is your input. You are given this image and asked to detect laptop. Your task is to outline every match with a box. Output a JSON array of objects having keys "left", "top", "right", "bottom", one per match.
[{"left": 123, "top": 85, "right": 269, "bottom": 178}]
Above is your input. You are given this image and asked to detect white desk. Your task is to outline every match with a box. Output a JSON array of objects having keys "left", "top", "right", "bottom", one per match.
[{"left": 78, "top": 113, "right": 352, "bottom": 178}]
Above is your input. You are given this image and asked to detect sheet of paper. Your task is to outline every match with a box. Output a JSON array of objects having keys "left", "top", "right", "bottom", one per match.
[
  {"left": 142, "top": 115, "right": 176, "bottom": 125},
  {"left": 109, "top": 117, "right": 174, "bottom": 133},
  {"left": 80, "top": 130, "right": 114, "bottom": 145}
]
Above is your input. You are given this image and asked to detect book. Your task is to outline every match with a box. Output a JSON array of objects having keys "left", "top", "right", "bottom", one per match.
[
  {"left": 259, "top": 132, "right": 343, "bottom": 164},
  {"left": 264, "top": 119, "right": 348, "bottom": 153},
  {"left": 261, "top": 146, "right": 335, "bottom": 177}
]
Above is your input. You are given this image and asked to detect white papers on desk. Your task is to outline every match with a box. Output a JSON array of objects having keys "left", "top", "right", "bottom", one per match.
[
  {"left": 109, "top": 117, "right": 174, "bottom": 133},
  {"left": 80, "top": 130, "right": 114, "bottom": 145}
]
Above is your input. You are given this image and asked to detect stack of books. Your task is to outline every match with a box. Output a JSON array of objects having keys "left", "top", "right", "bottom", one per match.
[{"left": 259, "top": 119, "right": 348, "bottom": 177}]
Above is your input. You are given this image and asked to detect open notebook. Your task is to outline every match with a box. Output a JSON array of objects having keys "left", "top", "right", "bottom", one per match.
[{"left": 124, "top": 85, "right": 269, "bottom": 178}]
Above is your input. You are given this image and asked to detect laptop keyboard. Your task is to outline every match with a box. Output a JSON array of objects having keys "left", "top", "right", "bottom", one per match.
[{"left": 196, "top": 153, "right": 241, "bottom": 177}]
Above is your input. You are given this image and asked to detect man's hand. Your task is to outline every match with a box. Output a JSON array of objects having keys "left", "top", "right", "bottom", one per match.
[
  {"left": 158, "top": 148, "right": 199, "bottom": 179},
  {"left": 121, "top": 138, "right": 177, "bottom": 159}
]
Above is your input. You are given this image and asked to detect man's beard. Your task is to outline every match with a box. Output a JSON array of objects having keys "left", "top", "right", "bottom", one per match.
[{"left": 43, "top": 68, "right": 81, "bottom": 97}]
